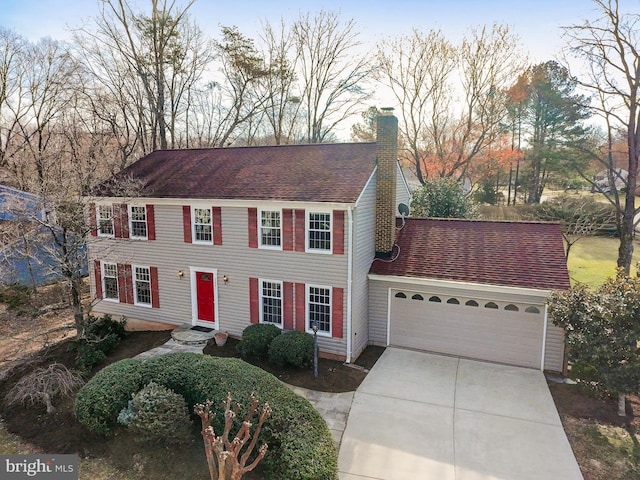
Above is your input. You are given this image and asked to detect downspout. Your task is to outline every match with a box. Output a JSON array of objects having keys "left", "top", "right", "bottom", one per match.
[
  {"left": 540, "top": 303, "right": 549, "bottom": 371},
  {"left": 346, "top": 205, "right": 354, "bottom": 363}
]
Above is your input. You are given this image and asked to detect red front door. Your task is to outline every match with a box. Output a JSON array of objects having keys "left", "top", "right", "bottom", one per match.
[{"left": 196, "top": 272, "right": 215, "bottom": 322}]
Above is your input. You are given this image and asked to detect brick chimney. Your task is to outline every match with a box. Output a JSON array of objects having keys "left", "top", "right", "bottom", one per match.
[{"left": 375, "top": 108, "right": 398, "bottom": 257}]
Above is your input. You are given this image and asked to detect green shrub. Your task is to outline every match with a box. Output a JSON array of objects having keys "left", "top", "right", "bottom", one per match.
[
  {"left": 269, "top": 331, "right": 314, "bottom": 368},
  {"left": 75, "top": 358, "right": 145, "bottom": 433},
  {"left": 74, "top": 314, "right": 127, "bottom": 372},
  {"left": 237, "top": 323, "right": 282, "bottom": 359},
  {"left": 117, "top": 381, "right": 191, "bottom": 445},
  {"left": 74, "top": 353, "right": 337, "bottom": 479}
]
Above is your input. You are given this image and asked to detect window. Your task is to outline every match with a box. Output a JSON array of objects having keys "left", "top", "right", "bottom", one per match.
[
  {"left": 394, "top": 292, "right": 407, "bottom": 299},
  {"left": 447, "top": 298, "right": 460, "bottom": 305},
  {"left": 525, "top": 306, "right": 541, "bottom": 314},
  {"left": 484, "top": 302, "right": 499, "bottom": 309},
  {"left": 98, "top": 205, "right": 114, "bottom": 236},
  {"left": 134, "top": 266, "right": 151, "bottom": 306},
  {"left": 260, "top": 280, "right": 282, "bottom": 326},
  {"left": 193, "top": 208, "right": 212, "bottom": 243},
  {"left": 428, "top": 296, "right": 442, "bottom": 303},
  {"left": 465, "top": 300, "right": 479, "bottom": 307},
  {"left": 102, "top": 263, "right": 119, "bottom": 300},
  {"left": 129, "top": 206, "right": 148, "bottom": 239},
  {"left": 307, "top": 285, "right": 331, "bottom": 334},
  {"left": 260, "top": 210, "right": 281, "bottom": 248},
  {"left": 307, "top": 212, "right": 331, "bottom": 251},
  {"left": 504, "top": 304, "right": 519, "bottom": 312},
  {"left": 411, "top": 294, "right": 424, "bottom": 301}
]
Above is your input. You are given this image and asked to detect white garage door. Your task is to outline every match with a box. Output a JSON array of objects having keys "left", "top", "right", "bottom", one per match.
[{"left": 390, "top": 290, "right": 545, "bottom": 369}]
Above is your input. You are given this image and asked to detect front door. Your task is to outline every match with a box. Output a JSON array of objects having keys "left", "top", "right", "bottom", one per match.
[{"left": 196, "top": 271, "right": 215, "bottom": 322}]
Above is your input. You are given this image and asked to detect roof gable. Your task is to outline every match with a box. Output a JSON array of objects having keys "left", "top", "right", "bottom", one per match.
[
  {"left": 95, "top": 143, "right": 377, "bottom": 203},
  {"left": 370, "top": 218, "right": 570, "bottom": 291}
]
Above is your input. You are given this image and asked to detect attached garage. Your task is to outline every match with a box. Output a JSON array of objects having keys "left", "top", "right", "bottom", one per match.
[
  {"left": 389, "top": 289, "right": 545, "bottom": 369},
  {"left": 367, "top": 218, "right": 571, "bottom": 373}
]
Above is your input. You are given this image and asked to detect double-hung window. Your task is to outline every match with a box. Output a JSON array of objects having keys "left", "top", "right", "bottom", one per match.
[
  {"left": 134, "top": 266, "right": 152, "bottom": 306},
  {"left": 102, "top": 263, "right": 119, "bottom": 300},
  {"left": 260, "top": 280, "right": 283, "bottom": 326},
  {"left": 307, "top": 212, "right": 331, "bottom": 252},
  {"left": 193, "top": 208, "right": 212, "bottom": 243},
  {"left": 98, "top": 205, "right": 114, "bottom": 237},
  {"left": 307, "top": 285, "right": 331, "bottom": 335},
  {"left": 259, "top": 210, "right": 281, "bottom": 249},
  {"left": 129, "top": 206, "right": 148, "bottom": 239}
]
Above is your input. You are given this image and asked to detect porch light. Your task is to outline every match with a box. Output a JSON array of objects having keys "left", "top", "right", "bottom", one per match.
[
  {"left": 222, "top": 275, "right": 229, "bottom": 283},
  {"left": 177, "top": 270, "right": 184, "bottom": 279}
]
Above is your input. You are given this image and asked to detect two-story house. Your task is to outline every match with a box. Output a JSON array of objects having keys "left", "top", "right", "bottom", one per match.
[{"left": 87, "top": 111, "right": 570, "bottom": 371}]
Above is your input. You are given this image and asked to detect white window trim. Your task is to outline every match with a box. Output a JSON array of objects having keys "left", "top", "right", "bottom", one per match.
[
  {"left": 132, "top": 264, "right": 153, "bottom": 308},
  {"left": 192, "top": 206, "right": 213, "bottom": 245},
  {"left": 258, "top": 208, "right": 283, "bottom": 250},
  {"left": 128, "top": 205, "right": 148, "bottom": 240},
  {"left": 306, "top": 283, "right": 332, "bottom": 337},
  {"left": 97, "top": 204, "right": 114, "bottom": 238},
  {"left": 258, "top": 278, "right": 284, "bottom": 328},
  {"left": 305, "top": 210, "right": 332, "bottom": 254},
  {"left": 101, "top": 261, "right": 119, "bottom": 302}
]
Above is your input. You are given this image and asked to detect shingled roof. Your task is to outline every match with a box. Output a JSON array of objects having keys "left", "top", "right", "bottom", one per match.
[
  {"left": 94, "top": 143, "right": 377, "bottom": 203},
  {"left": 369, "top": 218, "right": 570, "bottom": 291}
]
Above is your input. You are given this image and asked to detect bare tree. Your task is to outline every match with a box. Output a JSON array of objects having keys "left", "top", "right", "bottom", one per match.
[
  {"left": 79, "top": 0, "right": 210, "bottom": 152},
  {"left": 378, "top": 28, "right": 455, "bottom": 183},
  {"left": 259, "top": 20, "right": 302, "bottom": 145},
  {"left": 293, "top": 10, "right": 372, "bottom": 143},
  {"left": 378, "top": 24, "right": 524, "bottom": 184},
  {"left": 563, "top": 0, "right": 640, "bottom": 273}
]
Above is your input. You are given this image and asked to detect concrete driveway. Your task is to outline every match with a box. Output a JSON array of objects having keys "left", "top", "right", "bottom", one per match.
[{"left": 338, "top": 348, "right": 583, "bottom": 480}]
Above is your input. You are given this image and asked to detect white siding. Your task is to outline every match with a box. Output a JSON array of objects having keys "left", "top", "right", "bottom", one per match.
[
  {"left": 350, "top": 177, "right": 376, "bottom": 359},
  {"left": 544, "top": 323, "right": 566, "bottom": 373},
  {"left": 89, "top": 204, "right": 349, "bottom": 358}
]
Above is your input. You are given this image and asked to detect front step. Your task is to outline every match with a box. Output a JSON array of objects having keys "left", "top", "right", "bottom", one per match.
[{"left": 171, "top": 325, "right": 216, "bottom": 345}]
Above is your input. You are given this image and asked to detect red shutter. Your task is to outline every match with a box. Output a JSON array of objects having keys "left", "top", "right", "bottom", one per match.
[
  {"left": 146, "top": 205, "right": 156, "bottom": 240},
  {"left": 332, "top": 287, "right": 344, "bottom": 338},
  {"left": 283, "top": 209, "right": 294, "bottom": 251},
  {"left": 94, "top": 260, "right": 102, "bottom": 298},
  {"left": 150, "top": 266, "right": 160, "bottom": 308},
  {"left": 249, "top": 277, "right": 259, "bottom": 324},
  {"left": 294, "top": 209, "right": 306, "bottom": 252},
  {"left": 182, "top": 206, "right": 192, "bottom": 243},
  {"left": 113, "top": 203, "right": 122, "bottom": 238},
  {"left": 125, "top": 264, "right": 134, "bottom": 304},
  {"left": 213, "top": 207, "right": 223, "bottom": 245},
  {"left": 117, "top": 263, "right": 127, "bottom": 303},
  {"left": 333, "top": 210, "right": 345, "bottom": 254},
  {"left": 120, "top": 204, "right": 129, "bottom": 239},
  {"left": 283, "top": 281, "right": 294, "bottom": 330},
  {"left": 248, "top": 208, "right": 258, "bottom": 248},
  {"left": 89, "top": 203, "right": 97, "bottom": 237},
  {"left": 295, "top": 283, "right": 306, "bottom": 331}
]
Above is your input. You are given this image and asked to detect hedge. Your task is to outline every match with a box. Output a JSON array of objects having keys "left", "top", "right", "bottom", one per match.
[
  {"left": 237, "top": 323, "right": 282, "bottom": 359},
  {"left": 75, "top": 353, "right": 337, "bottom": 480},
  {"left": 269, "top": 331, "right": 314, "bottom": 368}
]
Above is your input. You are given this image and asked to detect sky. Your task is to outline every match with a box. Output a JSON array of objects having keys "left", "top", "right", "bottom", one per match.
[
  {"left": 0, "top": 0, "right": 635, "bottom": 137},
  {"left": 0, "top": 0, "right": 607, "bottom": 62}
]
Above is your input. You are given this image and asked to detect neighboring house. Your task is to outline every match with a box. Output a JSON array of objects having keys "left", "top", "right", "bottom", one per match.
[
  {"left": 0, "top": 185, "right": 73, "bottom": 286},
  {"left": 87, "top": 112, "right": 570, "bottom": 371}
]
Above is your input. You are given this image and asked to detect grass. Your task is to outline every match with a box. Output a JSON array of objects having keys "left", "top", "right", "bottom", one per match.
[{"left": 567, "top": 236, "right": 640, "bottom": 287}]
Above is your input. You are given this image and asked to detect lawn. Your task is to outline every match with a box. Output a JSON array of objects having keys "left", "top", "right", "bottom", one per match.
[{"left": 567, "top": 236, "right": 640, "bottom": 287}]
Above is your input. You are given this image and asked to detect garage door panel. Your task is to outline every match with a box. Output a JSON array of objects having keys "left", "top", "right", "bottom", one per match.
[{"left": 390, "top": 293, "right": 544, "bottom": 369}]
